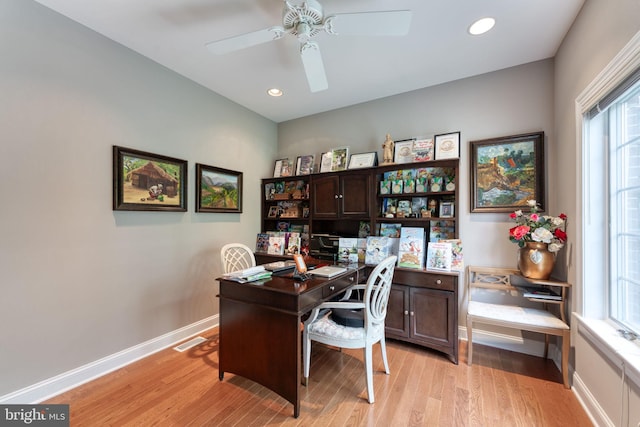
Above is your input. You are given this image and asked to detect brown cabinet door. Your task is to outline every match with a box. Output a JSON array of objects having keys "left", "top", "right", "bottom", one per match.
[
  {"left": 385, "top": 285, "right": 409, "bottom": 338},
  {"left": 311, "top": 175, "right": 339, "bottom": 218},
  {"left": 340, "top": 173, "right": 370, "bottom": 217},
  {"left": 410, "top": 287, "right": 455, "bottom": 348}
]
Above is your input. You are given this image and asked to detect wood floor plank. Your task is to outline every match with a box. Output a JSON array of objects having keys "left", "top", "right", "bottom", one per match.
[{"left": 44, "top": 328, "right": 593, "bottom": 426}]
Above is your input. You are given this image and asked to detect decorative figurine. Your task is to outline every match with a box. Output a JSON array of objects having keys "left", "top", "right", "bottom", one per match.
[{"left": 382, "top": 133, "right": 395, "bottom": 165}]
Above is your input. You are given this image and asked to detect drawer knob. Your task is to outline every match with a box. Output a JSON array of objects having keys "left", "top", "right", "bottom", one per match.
[
  {"left": 329, "top": 285, "right": 335, "bottom": 291},
  {"left": 404, "top": 310, "right": 409, "bottom": 315},
  {"left": 410, "top": 311, "right": 415, "bottom": 316},
  {"left": 436, "top": 279, "right": 442, "bottom": 285},
  {"left": 349, "top": 276, "right": 354, "bottom": 282}
]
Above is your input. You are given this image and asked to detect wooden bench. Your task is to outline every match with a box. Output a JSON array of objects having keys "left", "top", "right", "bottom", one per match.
[{"left": 466, "top": 266, "right": 570, "bottom": 388}]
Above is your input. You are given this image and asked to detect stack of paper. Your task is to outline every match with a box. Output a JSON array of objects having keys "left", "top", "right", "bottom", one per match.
[{"left": 223, "top": 266, "right": 272, "bottom": 283}]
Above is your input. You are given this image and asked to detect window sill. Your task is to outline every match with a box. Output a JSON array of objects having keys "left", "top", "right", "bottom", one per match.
[{"left": 575, "top": 314, "right": 640, "bottom": 386}]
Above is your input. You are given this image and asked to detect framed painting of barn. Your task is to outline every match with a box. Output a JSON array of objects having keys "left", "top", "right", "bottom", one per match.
[
  {"left": 195, "top": 163, "right": 243, "bottom": 213},
  {"left": 113, "top": 146, "right": 187, "bottom": 211},
  {"left": 470, "top": 132, "right": 545, "bottom": 213}
]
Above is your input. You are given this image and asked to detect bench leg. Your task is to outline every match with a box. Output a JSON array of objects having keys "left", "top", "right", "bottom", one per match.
[
  {"left": 561, "top": 330, "right": 570, "bottom": 388},
  {"left": 544, "top": 334, "right": 549, "bottom": 359},
  {"left": 467, "top": 317, "right": 473, "bottom": 365}
]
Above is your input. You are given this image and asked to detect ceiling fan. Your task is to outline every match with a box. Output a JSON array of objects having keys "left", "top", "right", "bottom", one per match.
[{"left": 205, "top": 0, "right": 412, "bottom": 93}]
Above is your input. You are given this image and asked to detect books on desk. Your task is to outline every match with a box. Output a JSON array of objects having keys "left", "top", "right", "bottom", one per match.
[
  {"left": 516, "top": 286, "right": 562, "bottom": 301},
  {"left": 223, "top": 266, "right": 273, "bottom": 283}
]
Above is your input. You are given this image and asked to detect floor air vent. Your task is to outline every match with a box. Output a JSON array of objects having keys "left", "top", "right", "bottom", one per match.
[{"left": 173, "top": 336, "right": 208, "bottom": 352}]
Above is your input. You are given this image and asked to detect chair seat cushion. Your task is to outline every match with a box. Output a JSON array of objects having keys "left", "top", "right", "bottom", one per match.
[
  {"left": 309, "top": 312, "right": 384, "bottom": 341},
  {"left": 330, "top": 308, "right": 364, "bottom": 328}
]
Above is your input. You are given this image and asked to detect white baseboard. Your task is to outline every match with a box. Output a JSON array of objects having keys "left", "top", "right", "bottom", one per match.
[
  {"left": 572, "top": 372, "right": 614, "bottom": 427},
  {"left": 0, "top": 315, "right": 219, "bottom": 404}
]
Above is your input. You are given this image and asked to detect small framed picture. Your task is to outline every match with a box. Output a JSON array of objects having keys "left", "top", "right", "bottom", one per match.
[
  {"left": 331, "top": 147, "right": 350, "bottom": 172},
  {"left": 267, "top": 206, "right": 280, "bottom": 218},
  {"left": 348, "top": 152, "right": 378, "bottom": 169},
  {"left": 195, "top": 163, "right": 242, "bottom": 213},
  {"left": 434, "top": 132, "right": 461, "bottom": 160},
  {"left": 394, "top": 139, "right": 415, "bottom": 164},
  {"left": 319, "top": 152, "right": 333, "bottom": 173},
  {"left": 439, "top": 201, "right": 454, "bottom": 218},
  {"left": 273, "top": 159, "right": 286, "bottom": 177},
  {"left": 295, "top": 155, "right": 314, "bottom": 175}
]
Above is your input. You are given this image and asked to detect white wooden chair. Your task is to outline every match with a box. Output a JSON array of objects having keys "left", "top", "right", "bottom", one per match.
[
  {"left": 302, "top": 255, "right": 397, "bottom": 403},
  {"left": 220, "top": 243, "right": 256, "bottom": 274}
]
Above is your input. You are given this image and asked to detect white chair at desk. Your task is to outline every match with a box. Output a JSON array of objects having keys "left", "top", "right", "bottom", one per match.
[
  {"left": 303, "top": 255, "right": 397, "bottom": 403},
  {"left": 220, "top": 243, "right": 256, "bottom": 274}
]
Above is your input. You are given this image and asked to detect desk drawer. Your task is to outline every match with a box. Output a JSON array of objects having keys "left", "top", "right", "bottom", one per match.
[
  {"left": 393, "top": 269, "right": 456, "bottom": 291},
  {"left": 322, "top": 272, "right": 357, "bottom": 298}
]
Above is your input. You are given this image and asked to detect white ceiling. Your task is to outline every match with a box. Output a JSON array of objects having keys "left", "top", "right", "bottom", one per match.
[{"left": 33, "top": 0, "right": 584, "bottom": 123}]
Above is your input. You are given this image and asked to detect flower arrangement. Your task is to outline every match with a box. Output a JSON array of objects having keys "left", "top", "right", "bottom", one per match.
[{"left": 509, "top": 200, "right": 567, "bottom": 253}]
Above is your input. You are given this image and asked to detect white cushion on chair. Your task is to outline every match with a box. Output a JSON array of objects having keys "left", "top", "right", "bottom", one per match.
[{"left": 309, "top": 312, "right": 367, "bottom": 340}]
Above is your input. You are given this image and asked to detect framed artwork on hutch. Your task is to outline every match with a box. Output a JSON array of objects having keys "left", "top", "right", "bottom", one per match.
[
  {"left": 112, "top": 146, "right": 187, "bottom": 212},
  {"left": 434, "top": 132, "right": 461, "bottom": 160},
  {"left": 470, "top": 132, "right": 545, "bottom": 213},
  {"left": 195, "top": 163, "right": 243, "bottom": 213}
]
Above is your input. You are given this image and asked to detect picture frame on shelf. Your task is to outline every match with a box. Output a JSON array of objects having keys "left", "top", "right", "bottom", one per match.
[
  {"left": 470, "top": 132, "right": 545, "bottom": 213},
  {"left": 439, "top": 201, "right": 454, "bottom": 218},
  {"left": 267, "top": 206, "right": 280, "bottom": 218},
  {"left": 112, "top": 145, "right": 187, "bottom": 212},
  {"left": 273, "top": 159, "right": 287, "bottom": 178},
  {"left": 330, "top": 147, "right": 350, "bottom": 172},
  {"left": 394, "top": 139, "right": 415, "bottom": 164},
  {"left": 295, "top": 155, "right": 314, "bottom": 175},
  {"left": 195, "top": 163, "right": 243, "bottom": 213},
  {"left": 413, "top": 138, "right": 434, "bottom": 162},
  {"left": 348, "top": 152, "right": 378, "bottom": 169},
  {"left": 319, "top": 152, "right": 333, "bottom": 173},
  {"left": 434, "top": 132, "right": 461, "bottom": 160}
]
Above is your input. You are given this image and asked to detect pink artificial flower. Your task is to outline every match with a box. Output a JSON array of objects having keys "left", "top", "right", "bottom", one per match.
[{"left": 509, "top": 225, "right": 530, "bottom": 241}]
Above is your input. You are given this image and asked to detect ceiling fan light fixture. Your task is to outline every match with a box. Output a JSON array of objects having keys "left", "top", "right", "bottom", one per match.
[
  {"left": 267, "top": 88, "right": 283, "bottom": 97},
  {"left": 468, "top": 17, "right": 495, "bottom": 35}
]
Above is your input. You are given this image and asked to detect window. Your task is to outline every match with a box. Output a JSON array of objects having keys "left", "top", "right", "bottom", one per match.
[{"left": 584, "top": 71, "right": 640, "bottom": 337}]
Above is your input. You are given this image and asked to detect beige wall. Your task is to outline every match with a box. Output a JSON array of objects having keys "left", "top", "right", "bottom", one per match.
[{"left": 0, "top": 0, "right": 275, "bottom": 398}]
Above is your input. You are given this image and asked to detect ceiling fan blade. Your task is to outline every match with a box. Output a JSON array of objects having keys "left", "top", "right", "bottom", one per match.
[
  {"left": 325, "top": 10, "right": 412, "bottom": 36},
  {"left": 206, "top": 26, "right": 285, "bottom": 55},
  {"left": 300, "top": 41, "right": 328, "bottom": 93}
]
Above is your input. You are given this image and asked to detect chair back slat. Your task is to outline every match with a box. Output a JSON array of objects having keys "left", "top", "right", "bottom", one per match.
[
  {"left": 365, "top": 256, "right": 397, "bottom": 328},
  {"left": 221, "top": 243, "right": 256, "bottom": 274}
]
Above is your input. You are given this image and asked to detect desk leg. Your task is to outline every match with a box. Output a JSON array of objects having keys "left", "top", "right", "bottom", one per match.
[{"left": 219, "top": 297, "right": 301, "bottom": 417}]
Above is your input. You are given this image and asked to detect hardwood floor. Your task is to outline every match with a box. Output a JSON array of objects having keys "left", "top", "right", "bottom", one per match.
[{"left": 45, "top": 328, "right": 592, "bottom": 426}]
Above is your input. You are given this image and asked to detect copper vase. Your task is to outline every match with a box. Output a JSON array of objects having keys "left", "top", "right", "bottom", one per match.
[{"left": 517, "top": 242, "right": 556, "bottom": 280}]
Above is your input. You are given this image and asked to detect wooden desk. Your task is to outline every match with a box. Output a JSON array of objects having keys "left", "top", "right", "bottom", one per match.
[{"left": 217, "top": 266, "right": 361, "bottom": 418}]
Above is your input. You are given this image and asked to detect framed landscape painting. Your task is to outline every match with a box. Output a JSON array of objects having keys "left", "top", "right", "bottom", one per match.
[
  {"left": 196, "top": 164, "right": 243, "bottom": 213},
  {"left": 470, "top": 132, "right": 545, "bottom": 213},
  {"left": 113, "top": 146, "right": 187, "bottom": 212}
]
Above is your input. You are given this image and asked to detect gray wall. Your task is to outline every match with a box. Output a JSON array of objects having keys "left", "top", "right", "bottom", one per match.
[
  {"left": 553, "top": 0, "right": 640, "bottom": 425},
  {"left": 0, "top": 0, "right": 275, "bottom": 396}
]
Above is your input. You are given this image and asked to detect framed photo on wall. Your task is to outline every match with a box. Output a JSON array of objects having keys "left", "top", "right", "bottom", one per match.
[
  {"left": 434, "top": 132, "right": 461, "bottom": 160},
  {"left": 195, "top": 163, "right": 242, "bottom": 213},
  {"left": 470, "top": 132, "right": 545, "bottom": 213},
  {"left": 112, "top": 146, "right": 187, "bottom": 212}
]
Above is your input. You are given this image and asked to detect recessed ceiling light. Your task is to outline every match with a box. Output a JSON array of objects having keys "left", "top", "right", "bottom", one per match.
[
  {"left": 469, "top": 17, "right": 495, "bottom": 35},
  {"left": 267, "top": 88, "right": 283, "bottom": 97}
]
